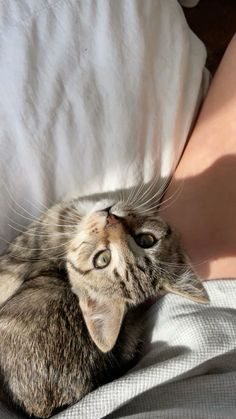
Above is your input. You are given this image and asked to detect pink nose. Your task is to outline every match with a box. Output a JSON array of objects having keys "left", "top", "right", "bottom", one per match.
[{"left": 106, "top": 214, "right": 120, "bottom": 226}]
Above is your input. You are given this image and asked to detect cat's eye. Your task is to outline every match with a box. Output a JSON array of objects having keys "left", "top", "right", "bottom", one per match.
[
  {"left": 134, "top": 233, "right": 157, "bottom": 249},
  {"left": 93, "top": 249, "right": 111, "bottom": 269}
]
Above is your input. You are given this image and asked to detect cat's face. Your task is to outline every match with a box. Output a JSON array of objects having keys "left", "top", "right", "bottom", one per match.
[
  {"left": 67, "top": 201, "right": 175, "bottom": 303},
  {"left": 66, "top": 200, "right": 208, "bottom": 352}
]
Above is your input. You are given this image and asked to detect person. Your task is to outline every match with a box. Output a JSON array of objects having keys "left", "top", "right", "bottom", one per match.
[{"left": 161, "top": 35, "right": 236, "bottom": 281}]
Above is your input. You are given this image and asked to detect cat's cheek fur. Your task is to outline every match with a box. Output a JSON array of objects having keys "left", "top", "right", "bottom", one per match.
[{"left": 0, "top": 274, "right": 23, "bottom": 305}]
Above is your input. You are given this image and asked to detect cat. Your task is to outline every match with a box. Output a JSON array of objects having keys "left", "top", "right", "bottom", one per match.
[{"left": 0, "top": 196, "right": 209, "bottom": 418}]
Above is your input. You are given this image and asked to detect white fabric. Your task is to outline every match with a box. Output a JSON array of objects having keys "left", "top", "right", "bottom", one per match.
[{"left": 0, "top": 0, "right": 208, "bottom": 252}]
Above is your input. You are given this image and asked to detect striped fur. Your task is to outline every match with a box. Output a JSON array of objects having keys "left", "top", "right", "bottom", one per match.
[{"left": 0, "top": 197, "right": 208, "bottom": 418}]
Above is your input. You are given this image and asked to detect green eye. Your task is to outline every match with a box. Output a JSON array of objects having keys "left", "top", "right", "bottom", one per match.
[
  {"left": 93, "top": 249, "right": 111, "bottom": 269},
  {"left": 134, "top": 233, "right": 156, "bottom": 249}
]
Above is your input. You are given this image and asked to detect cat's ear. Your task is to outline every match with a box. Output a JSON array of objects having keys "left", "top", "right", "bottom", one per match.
[
  {"left": 79, "top": 295, "right": 125, "bottom": 353},
  {"left": 161, "top": 269, "right": 209, "bottom": 304}
]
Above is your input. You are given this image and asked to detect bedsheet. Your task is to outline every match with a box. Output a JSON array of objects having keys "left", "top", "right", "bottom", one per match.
[{"left": 0, "top": 0, "right": 208, "bottom": 253}]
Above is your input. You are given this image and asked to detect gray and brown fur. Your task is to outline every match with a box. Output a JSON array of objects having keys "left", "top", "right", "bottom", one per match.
[{"left": 0, "top": 198, "right": 209, "bottom": 418}]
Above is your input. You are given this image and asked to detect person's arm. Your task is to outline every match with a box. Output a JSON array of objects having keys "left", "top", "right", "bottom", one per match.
[{"left": 160, "top": 35, "right": 236, "bottom": 280}]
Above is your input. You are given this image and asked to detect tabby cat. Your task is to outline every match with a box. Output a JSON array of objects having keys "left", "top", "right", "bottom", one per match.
[{"left": 0, "top": 196, "right": 209, "bottom": 418}]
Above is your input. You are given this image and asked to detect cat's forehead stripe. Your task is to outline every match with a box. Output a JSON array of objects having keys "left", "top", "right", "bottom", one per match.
[{"left": 67, "top": 259, "right": 92, "bottom": 276}]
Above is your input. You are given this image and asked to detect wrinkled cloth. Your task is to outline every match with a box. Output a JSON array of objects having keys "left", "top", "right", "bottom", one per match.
[{"left": 0, "top": 0, "right": 208, "bottom": 252}]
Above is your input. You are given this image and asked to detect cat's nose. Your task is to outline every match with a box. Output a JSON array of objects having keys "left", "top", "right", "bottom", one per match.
[{"left": 106, "top": 213, "right": 121, "bottom": 226}]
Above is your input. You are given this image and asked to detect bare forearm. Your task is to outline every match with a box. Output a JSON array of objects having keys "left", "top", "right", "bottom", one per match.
[{"left": 161, "top": 35, "right": 236, "bottom": 280}]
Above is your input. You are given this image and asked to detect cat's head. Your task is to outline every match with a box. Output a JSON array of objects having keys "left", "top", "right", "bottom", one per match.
[{"left": 66, "top": 199, "right": 209, "bottom": 352}]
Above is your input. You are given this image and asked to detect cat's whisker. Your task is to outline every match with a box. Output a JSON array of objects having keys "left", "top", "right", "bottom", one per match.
[
  {"left": 132, "top": 167, "right": 159, "bottom": 204},
  {"left": 132, "top": 172, "right": 180, "bottom": 212},
  {"left": 152, "top": 265, "right": 190, "bottom": 281},
  {"left": 25, "top": 196, "right": 58, "bottom": 213},
  {"left": 136, "top": 180, "right": 184, "bottom": 215},
  {"left": 128, "top": 168, "right": 149, "bottom": 205},
  {"left": 7, "top": 214, "right": 76, "bottom": 230},
  {"left": 131, "top": 172, "right": 164, "bottom": 208},
  {"left": 5, "top": 191, "right": 44, "bottom": 222},
  {"left": 27, "top": 194, "right": 57, "bottom": 208},
  {"left": 7, "top": 254, "right": 67, "bottom": 263},
  {"left": 2, "top": 180, "right": 75, "bottom": 226},
  {"left": 48, "top": 213, "right": 81, "bottom": 225},
  {"left": 6, "top": 236, "right": 77, "bottom": 253},
  {"left": 132, "top": 178, "right": 170, "bottom": 211},
  {"left": 120, "top": 160, "right": 143, "bottom": 205},
  {"left": 4, "top": 254, "right": 68, "bottom": 263},
  {"left": 5, "top": 216, "right": 35, "bottom": 231},
  {"left": 7, "top": 202, "right": 38, "bottom": 223},
  {"left": 131, "top": 186, "right": 164, "bottom": 212},
  {"left": 126, "top": 184, "right": 139, "bottom": 206},
  {"left": 157, "top": 179, "right": 184, "bottom": 208},
  {"left": 132, "top": 170, "right": 170, "bottom": 207},
  {"left": 158, "top": 260, "right": 190, "bottom": 268},
  {"left": 128, "top": 181, "right": 147, "bottom": 207},
  {"left": 0, "top": 238, "right": 70, "bottom": 261},
  {"left": 24, "top": 199, "right": 51, "bottom": 215},
  {"left": 133, "top": 203, "right": 161, "bottom": 215},
  {"left": 119, "top": 189, "right": 124, "bottom": 203},
  {"left": 129, "top": 177, "right": 158, "bottom": 207},
  {"left": 122, "top": 189, "right": 127, "bottom": 203},
  {"left": 157, "top": 186, "right": 185, "bottom": 213},
  {"left": 9, "top": 243, "right": 66, "bottom": 252},
  {"left": 7, "top": 206, "right": 78, "bottom": 229},
  {"left": 45, "top": 205, "right": 82, "bottom": 223},
  {"left": 3, "top": 182, "right": 80, "bottom": 226},
  {"left": 159, "top": 258, "right": 210, "bottom": 269},
  {"left": 7, "top": 224, "right": 78, "bottom": 238},
  {"left": 28, "top": 202, "right": 81, "bottom": 224}
]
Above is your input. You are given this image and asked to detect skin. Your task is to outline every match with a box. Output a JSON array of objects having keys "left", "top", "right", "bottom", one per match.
[{"left": 160, "top": 35, "right": 236, "bottom": 280}]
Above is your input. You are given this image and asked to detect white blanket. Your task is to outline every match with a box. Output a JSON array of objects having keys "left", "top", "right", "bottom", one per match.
[{"left": 0, "top": 0, "right": 208, "bottom": 252}]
